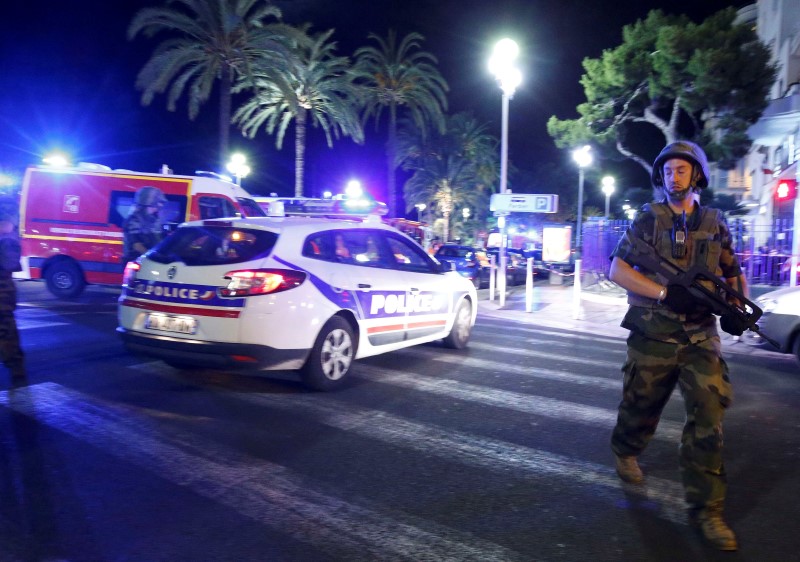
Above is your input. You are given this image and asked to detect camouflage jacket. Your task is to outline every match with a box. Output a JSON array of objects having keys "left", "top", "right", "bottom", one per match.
[
  {"left": 122, "top": 210, "right": 162, "bottom": 261},
  {"left": 610, "top": 202, "right": 742, "bottom": 345}
]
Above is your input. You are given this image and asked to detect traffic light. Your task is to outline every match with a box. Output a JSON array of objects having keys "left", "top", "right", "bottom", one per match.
[{"left": 775, "top": 179, "right": 797, "bottom": 200}]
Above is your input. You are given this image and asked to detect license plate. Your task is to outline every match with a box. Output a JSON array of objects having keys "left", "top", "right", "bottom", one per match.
[{"left": 145, "top": 313, "right": 197, "bottom": 335}]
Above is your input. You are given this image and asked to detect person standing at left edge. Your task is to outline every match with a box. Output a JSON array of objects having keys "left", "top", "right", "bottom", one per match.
[
  {"left": 608, "top": 141, "right": 748, "bottom": 551},
  {"left": 0, "top": 196, "right": 26, "bottom": 381}
]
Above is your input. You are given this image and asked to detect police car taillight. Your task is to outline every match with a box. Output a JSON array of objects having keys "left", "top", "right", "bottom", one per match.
[
  {"left": 219, "top": 269, "right": 306, "bottom": 297},
  {"left": 122, "top": 262, "right": 140, "bottom": 287}
]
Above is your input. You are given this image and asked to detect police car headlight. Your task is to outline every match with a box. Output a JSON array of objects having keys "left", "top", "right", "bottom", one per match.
[{"left": 219, "top": 269, "right": 306, "bottom": 297}]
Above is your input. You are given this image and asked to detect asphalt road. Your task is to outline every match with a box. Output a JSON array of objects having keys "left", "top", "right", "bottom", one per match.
[{"left": 2, "top": 280, "right": 799, "bottom": 561}]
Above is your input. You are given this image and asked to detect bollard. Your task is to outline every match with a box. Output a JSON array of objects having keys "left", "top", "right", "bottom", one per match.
[
  {"left": 489, "top": 254, "right": 496, "bottom": 301},
  {"left": 572, "top": 258, "right": 582, "bottom": 319},
  {"left": 526, "top": 257, "right": 533, "bottom": 312}
]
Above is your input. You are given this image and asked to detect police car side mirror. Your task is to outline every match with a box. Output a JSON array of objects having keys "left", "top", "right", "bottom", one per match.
[{"left": 438, "top": 261, "right": 455, "bottom": 273}]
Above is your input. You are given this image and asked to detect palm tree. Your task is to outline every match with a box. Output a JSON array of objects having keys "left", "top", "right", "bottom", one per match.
[
  {"left": 353, "top": 30, "right": 449, "bottom": 217},
  {"left": 128, "top": 0, "right": 291, "bottom": 168},
  {"left": 398, "top": 113, "right": 497, "bottom": 242},
  {"left": 234, "top": 27, "right": 364, "bottom": 197}
]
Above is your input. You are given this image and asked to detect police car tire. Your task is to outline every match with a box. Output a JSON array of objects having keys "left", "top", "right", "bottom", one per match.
[
  {"left": 443, "top": 299, "right": 472, "bottom": 350},
  {"left": 301, "top": 316, "right": 355, "bottom": 391},
  {"left": 45, "top": 259, "right": 86, "bottom": 298}
]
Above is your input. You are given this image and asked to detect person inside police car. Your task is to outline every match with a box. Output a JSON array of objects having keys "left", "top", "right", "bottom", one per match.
[
  {"left": 123, "top": 186, "right": 166, "bottom": 263},
  {"left": 608, "top": 141, "right": 748, "bottom": 551},
  {"left": 0, "top": 196, "right": 26, "bottom": 381}
]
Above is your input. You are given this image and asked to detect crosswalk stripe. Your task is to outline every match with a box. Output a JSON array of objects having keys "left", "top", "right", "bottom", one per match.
[
  {"left": 475, "top": 318, "right": 626, "bottom": 344},
  {"left": 409, "top": 345, "right": 622, "bottom": 385},
  {"left": 354, "top": 364, "right": 684, "bottom": 442},
  {"left": 136, "top": 362, "right": 689, "bottom": 524},
  {"left": 467, "top": 338, "right": 624, "bottom": 369},
  {"left": 0, "top": 383, "right": 522, "bottom": 562}
]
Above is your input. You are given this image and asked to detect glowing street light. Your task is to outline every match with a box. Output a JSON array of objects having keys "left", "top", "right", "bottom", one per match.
[
  {"left": 42, "top": 152, "right": 70, "bottom": 168},
  {"left": 345, "top": 179, "right": 363, "bottom": 198},
  {"left": 601, "top": 175, "right": 616, "bottom": 220},
  {"left": 489, "top": 37, "right": 522, "bottom": 307},
  {"left": 415, "top": 202, "right": 427, "bottom": 221},
  {"left": 226, "top": 153, "right": 251, "bottom": 186},
  {"left": 462, "top": 207, "right": 471, "bottom": 220},
  {"left": 572, "top": 145, "right": 592, "bottom": 250}
]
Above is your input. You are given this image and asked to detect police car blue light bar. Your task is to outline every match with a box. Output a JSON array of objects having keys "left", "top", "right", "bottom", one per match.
[{"left": 255, "top": 197, "right": 388, "bottom": 217}]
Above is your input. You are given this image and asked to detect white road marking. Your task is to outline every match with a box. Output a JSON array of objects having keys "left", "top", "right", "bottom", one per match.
[
  {"left": 140, "top": 363, "right": 690, "bottom": 525},
  {"left": 0, "top": 383, "right": 522, "bottom": 562},
  {"left": 354, "top": 364, "right": 684, "bottom": 443},
  {"left": 409, "top": 346, "right": 621, "bottom": 388}
]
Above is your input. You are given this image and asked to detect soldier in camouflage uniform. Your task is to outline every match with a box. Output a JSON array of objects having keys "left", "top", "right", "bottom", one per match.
[
  {"left": 122, "top": 186, "right": 166, "bottom": 263},
  {"left": 0, "top": 196, "right": 25, "bottom": 381},
  {"left": 608, "top": 141, "right": 748, "bottom": 551}
]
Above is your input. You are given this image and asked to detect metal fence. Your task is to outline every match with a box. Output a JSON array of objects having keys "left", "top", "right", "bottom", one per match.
[{"left": 581, "top": 217, "right": 797, "bottom": 287}]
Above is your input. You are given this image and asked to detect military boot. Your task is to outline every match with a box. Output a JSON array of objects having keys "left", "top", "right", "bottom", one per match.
[
  {"left": 614, "top": 454, "right": 643, "bottom": 484},
  {"left": 689, "top": 502, "right": 738, "bottom": 551}
]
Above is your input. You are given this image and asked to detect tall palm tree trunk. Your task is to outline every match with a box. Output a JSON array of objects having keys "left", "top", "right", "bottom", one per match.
[
  {"left": 219, "top": 66, "right": 233, "bottom": 170},
  {"left": 295, "top": 108, "right": 307, "bottom": 197},
  {"left": 387, "top": 102, "right": 398, "bottom": 217}
]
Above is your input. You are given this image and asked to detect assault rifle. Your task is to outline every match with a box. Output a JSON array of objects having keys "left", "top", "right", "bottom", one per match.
[{"left": 626, "top": 237, "right": 780, "bottom": 348}]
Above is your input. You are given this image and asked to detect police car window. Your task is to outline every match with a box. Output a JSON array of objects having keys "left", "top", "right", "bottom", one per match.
[
  {"left": 303, "top": 229, "right": 393, "bottom": 268},
  {"left": 385, "top": 234, "right": 436, "bottom": 273},
  {"left": 148, "top": 226, "right": 276, "bottom": 265}
]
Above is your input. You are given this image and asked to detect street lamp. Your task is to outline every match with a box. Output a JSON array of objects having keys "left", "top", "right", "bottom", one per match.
[
  {"left": 226, "top": 153, "right": 251, "bottom": 186},
  {"left": 601, "top": 175, "right": 615, "bottom": 220},
  {"left": 571, "top": 145, "right": 592, "bottom": 250},
  {"left": 345, "top": 179, "right": 363, "bottom": 198},
  {"left": 489, "top": 38, "right": 522, "bottom": 306},
  {"left": 415, "top": 203, "right": 427, "bottom": 222}
]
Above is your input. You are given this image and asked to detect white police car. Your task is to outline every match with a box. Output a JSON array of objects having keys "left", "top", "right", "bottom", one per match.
[{"left": 117, "top": 200, "right": 477, "bottom": 390}]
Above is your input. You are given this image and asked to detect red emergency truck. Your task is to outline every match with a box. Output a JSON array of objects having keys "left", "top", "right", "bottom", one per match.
[{"left": 19, "top": 164, "right": 265, "bottom": 297}]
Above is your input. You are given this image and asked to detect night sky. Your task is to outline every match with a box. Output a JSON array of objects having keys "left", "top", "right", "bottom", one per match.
[{"left": 0, "top": 0, "right": 750, "bottom": 204}]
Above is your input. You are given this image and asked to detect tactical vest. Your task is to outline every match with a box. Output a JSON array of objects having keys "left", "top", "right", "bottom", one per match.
[{"left": 628, "top": 202, "right": 723, "bottom": 307}]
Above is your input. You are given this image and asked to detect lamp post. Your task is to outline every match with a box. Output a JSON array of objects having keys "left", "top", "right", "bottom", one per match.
[
  {"left": 571, "top": 145, "right": 592, "bottom": 250},
  {"left": 415, "top": 203, "right": 427, "bottom": 222},
  {"left": 601, "top": 175, "right": 615, "bottom": 220},
  {"left": 226, "top": 153, "right": 251, "bottom": 186},
  {"left": 489, "top": 38, "right": 522, "bottom": 307}
]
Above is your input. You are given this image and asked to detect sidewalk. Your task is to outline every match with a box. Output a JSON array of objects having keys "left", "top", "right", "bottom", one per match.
[{"left": 476, "top": 281, "right": 774, "bottom": 358}]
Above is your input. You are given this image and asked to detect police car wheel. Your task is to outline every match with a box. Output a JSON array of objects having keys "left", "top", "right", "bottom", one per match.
[
  {"left": 792, "top": 333, "right": 800, "bottom": 362},
  {"left": 301, "top": 316, "right": 355, "bottom": 391},
  {"left": 443, "top": 299, "right": 472, "bottom": 349},
  {"left": 45, "top": 260, "right": 86, "bottom": 298}
]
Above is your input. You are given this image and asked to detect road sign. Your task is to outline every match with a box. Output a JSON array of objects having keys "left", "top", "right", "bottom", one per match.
[{"left": 490, "top": 193, "right": 558, "bottom": 213}]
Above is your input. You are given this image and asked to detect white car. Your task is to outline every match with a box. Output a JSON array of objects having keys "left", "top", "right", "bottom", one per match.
[
  {"left": 117, "top": 210, "right": 477, "bottom": 390},
  {"left": 745, "top": 285, "right": 800, "bottom": 361}
]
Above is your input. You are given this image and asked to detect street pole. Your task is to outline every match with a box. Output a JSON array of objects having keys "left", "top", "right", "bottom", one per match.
[
  {"left": 576, "top": 166, "right": 585, "bottom": 250},
  {"left": 498, "top": 91, "right": 510, "bottom": 307}
]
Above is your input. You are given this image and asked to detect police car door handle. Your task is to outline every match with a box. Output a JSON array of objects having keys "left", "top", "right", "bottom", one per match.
[
  {"left": 409, "top": 287, "right": 420, "bottom": 293},
  {"left": 358, "top": 283, "right": 371, "bottom": 289}
]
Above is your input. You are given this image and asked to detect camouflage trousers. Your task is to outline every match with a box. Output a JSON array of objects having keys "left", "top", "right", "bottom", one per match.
[
  {"left": 610, "top": 331, "right": 732, "bottom": 508},
  {"left": 0, "top": 277, "right": 24, "bottom": 371}
]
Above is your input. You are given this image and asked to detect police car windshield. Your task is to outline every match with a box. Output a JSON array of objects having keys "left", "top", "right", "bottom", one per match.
[{"left": 148, "top": 226, "right": 277, "bottom": 266}]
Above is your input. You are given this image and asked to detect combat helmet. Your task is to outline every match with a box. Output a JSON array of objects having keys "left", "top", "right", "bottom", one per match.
[
  {"left": 0, "top": 196, "right": 20, "bottom": 225},
  {"left": 651, "top": 140, "right": 710, "bottom": 189},
  {"left": 134, "top": 186, "right": 166, "bottom": 207}
]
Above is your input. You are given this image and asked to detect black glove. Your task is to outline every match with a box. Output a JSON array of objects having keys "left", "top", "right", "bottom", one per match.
[
  {"left": 661, "top": 284, "right": 697, "bottom": 314},
  {"left": 720, "top": 313, "right": 747, "bottom": 336}
]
